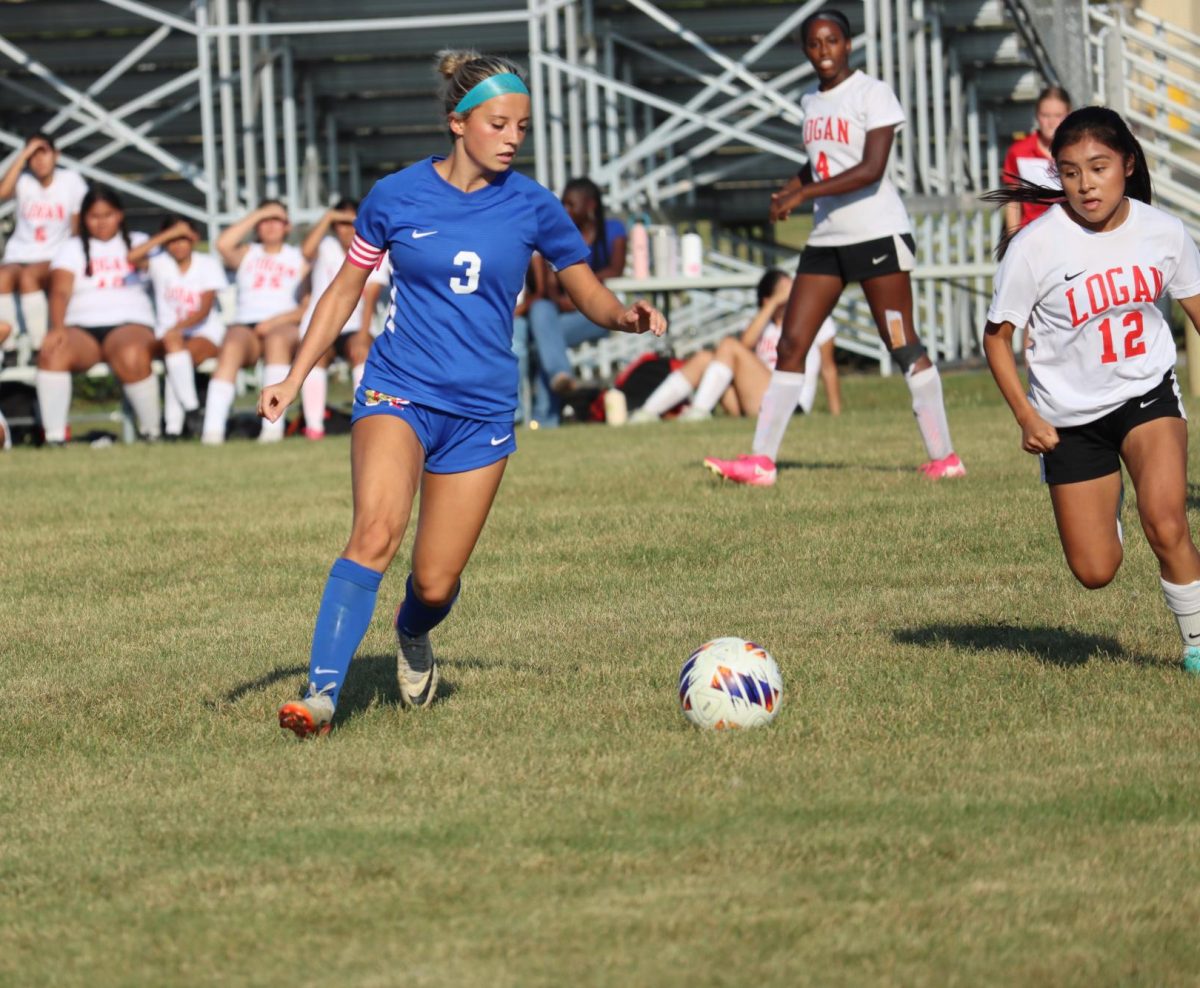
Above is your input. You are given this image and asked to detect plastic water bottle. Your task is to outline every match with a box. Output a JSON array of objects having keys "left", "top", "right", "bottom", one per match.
[
  {"left": 604, "top": 388, "right": 628, "bottom": 426},
  {"left": 680, "top": 232, "right": 703, "bottom": 278},
  {"left": 629, "top": 218, "right": 650, "bottom": 279},
  {"left": 651, "top": 226, "right": 676, "bottom": 278}
]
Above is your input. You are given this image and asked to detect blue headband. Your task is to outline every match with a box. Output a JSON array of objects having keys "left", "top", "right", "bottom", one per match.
[{"left": 453, "top": 72, "right": 529, "bottom": 114}]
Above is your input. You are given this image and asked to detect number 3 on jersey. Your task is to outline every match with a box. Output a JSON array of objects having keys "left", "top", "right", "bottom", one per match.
[{"left": 450, "top": 250, "right": 481, "bottom": 295}]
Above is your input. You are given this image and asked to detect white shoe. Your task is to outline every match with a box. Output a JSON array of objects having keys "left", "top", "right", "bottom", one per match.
[
  {"left": 200, "top": 432, "right": 224, "bottom": 446},
  {"left": 629, "top": 408, "right": 658, "bottom": 424},
  {"left": 397, "top": 631, "right": 439, "bottom": 708},
  {"left": 257, "top": 429, "right": 284, "bottom": 444},
  {"left": 678, "top": 406, "right": 711, "bottom": 422}
]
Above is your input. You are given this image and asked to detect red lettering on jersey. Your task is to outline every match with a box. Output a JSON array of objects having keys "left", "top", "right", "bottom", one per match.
[
  {"left": 1065, "top": 287, "right": 1088, "bottom": 328},
  {"left": 23, "top": 202, "right": 66, "bottom": 222},
  {"left": 1085, "top": 273, "right": 1110, "bottom": 316},
  {"left": 1151, "top": 266, "right": 1163, "bottom": 300},
  {"left": 836, "top": 119, "right": 848, "bottom": 143},
  {"left": 1130, "top": 266, "right": 1152, "bottom": 303},
  {"left": 1105, "top": 268, "right": 1130, "bottom": 306},
  {"left": 804, "top": 116, "right": 850, "bottom": 146}
]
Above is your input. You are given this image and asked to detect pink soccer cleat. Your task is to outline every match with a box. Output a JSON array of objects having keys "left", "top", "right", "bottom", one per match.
[
  {"left": 919, "top": 452, "right": 966, "bottom": 479},
  {"left": 703, "top": 453, "right": 777, "bottom": 487}
]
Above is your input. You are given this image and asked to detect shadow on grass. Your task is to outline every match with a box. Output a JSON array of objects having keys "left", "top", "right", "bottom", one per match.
[
  {"left": 210, "top": 653, "right": 484, "bottom": 729},
  {"left": 775, "top": 459, "right": 908, "bottom": 475},
  {"left": 893, "top": 622, "right": 1161, "bottom": 668},
  {"left": 1188, "top": 483, "right": 1200, "bottom": 512}
]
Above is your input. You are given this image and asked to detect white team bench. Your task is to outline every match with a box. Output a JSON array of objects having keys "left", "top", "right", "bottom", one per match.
[{"left": 0, "top": 356, "right": 221, "bottom": 442}]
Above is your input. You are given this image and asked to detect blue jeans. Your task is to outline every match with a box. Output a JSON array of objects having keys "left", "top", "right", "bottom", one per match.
[
  {"left": 528, "top": 299, "right": 608, "bottom": 425},
  {"left": 512, "top": 314, "right": 531, "bottom": 424}
]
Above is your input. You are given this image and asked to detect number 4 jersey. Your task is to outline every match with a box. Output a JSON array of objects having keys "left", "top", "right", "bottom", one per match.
[
  {"left": 351, "top": 157, "right": 589, "bottom": 421},
  {"left": 988, "top": 199, "right": 1200, "bottom": 427},
  {"left": 799, "top": 70, "right": 911, "bottom": 247}
]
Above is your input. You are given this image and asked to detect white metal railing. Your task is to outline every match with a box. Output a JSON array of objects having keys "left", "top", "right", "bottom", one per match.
[
  {"left": 529, "top": 0, "right": 1005, "bottom": 369},
  {"left": 1087, "top": 4, "right": 1200, "bottom": 240}
]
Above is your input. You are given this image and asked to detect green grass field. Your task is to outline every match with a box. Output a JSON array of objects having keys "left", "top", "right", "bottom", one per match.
[{"left": 5, "top": 369, "right": 1200, "bottom": 987}]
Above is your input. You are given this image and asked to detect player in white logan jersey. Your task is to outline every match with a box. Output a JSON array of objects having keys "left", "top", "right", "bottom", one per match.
[
  {"left": 36, "top": 185, "right": 161, "bottom": 442},
  {"left": 200, "top": 201, "right": 308, "bottom": 444},
  {"left": 296, "top": 199, "right": 389, "bottom": 439},
  {"left": 0, "top": 133, "right": 87, "bottom": 352},
  {"left": 632, "top": 269, "right": 840, "bottom": 421},
  {"left": 705, "top": 7, "right": 963, "bottom": 486},
  {"left": 982, "top": 106, "right": 1200, "bottom": 671},
  {"left": 129, "top": 216, "right": 228, "bottom": 438}
]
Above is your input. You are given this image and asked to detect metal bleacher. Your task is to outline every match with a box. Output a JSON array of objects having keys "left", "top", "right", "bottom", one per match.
[{"left": 1, "top": 0, "right": 1196, "bottom": 411}]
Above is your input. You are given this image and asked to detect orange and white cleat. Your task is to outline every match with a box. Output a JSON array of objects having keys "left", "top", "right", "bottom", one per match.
[{"left": 278, "top": 684, "right": 335, "bottom": 738}]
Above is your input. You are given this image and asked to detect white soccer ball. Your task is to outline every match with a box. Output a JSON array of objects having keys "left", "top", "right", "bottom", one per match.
[{"left": 678, "top": 637, "right": 783, "bottom": 730}]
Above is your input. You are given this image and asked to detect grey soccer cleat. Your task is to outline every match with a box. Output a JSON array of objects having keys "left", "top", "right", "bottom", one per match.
[{"left": 396, "top": 631, "right": 439, "bottom": 709}]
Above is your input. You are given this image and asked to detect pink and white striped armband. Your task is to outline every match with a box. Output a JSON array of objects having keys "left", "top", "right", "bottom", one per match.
[{"left": 347, "top": 234, "right": 385, "bottom": 270}]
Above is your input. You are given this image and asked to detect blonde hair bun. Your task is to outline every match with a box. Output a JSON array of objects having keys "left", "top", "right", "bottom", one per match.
[{"left": 435, "top": 48, "right": 481, "bottom": 81}]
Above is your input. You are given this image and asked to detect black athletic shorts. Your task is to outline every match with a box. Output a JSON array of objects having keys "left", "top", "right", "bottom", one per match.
[
  {"left": 80, "top": 325, "right": 122, "bottom": 344},
  {"left": 1040, "top": 370, "right": 1185, "bottom": 485},
  {"left": 796, "top": 233, "right": 916, "bottom": 283}
]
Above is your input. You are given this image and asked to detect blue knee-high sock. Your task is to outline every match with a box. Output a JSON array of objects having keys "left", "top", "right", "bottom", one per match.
[
  {"left": 308, "top": 558, "right": 382, "bottom": 707},
  {"left": 395, "top": 573, "right": 459, "bottom": 638}
]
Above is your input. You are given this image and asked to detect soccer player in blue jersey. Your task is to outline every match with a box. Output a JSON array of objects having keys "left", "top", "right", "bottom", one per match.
[{"left": 261, "top": 49, "right": 666, "bottom": 737}]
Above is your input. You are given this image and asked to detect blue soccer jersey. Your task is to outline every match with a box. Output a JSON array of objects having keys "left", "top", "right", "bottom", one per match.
[{"left": 350, "top": 157, "right": 590, "bottom": 421}]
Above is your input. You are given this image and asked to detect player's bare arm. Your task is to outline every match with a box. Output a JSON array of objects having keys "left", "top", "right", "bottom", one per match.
[
  {"left": 982, "top": 318, "right": 1058, "bottom": 454},
  {"left": 556, "top": 262, "right": 666, "bottom": 336}
]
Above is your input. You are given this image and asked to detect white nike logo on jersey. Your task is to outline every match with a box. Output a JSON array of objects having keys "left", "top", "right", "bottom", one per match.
[
  {"left": 490, "top": 434, "right": 512, "bottom": 446},
  {"left": 871, "top": 255, "right": 887, "bottom": 264},
  {"left": 411, "top": 230, "right": 438, "bottom": 239},
  {"left": 314, "top": 667, "right": 339, "bottom": 675},
  {"left": 1140, "top": 398, "right": 1158, "bottom": 408}
]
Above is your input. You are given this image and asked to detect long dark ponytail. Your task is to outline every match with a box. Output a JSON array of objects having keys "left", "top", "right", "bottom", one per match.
[
  {"left": 982, "top": 106, "right": 1152, "bottom": 259},
  {"left": 79, "top": 184, "right": 132, "bottom": 276},
  {"left": 563, "top": 177, "right": 610, "bottom": 272}
]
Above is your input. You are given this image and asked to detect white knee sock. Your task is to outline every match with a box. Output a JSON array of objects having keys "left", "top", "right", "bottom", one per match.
[
  {"left": 123, "top": 375, "right": 161, "bottom": 439},
  {"left": 164, "top": 350, "right": 199, "bottom": 412},
  {"left": 751, "top": 370, "right": 805, "bottom": 461},
  {"left": 202, "top": 378, "right": 235, "bottom": 444},
  {"left": 1161, "top": 578, "right": 1200, "bottom": 646},
  {"left": 301, "top": 367, "right": 328, "bottom": 434},
  {"left": 258, "top": 363, "right": 289, "bottom": 441},
  {"left": 19, "top": 291, "right": 48, "bottom": 349},
  {"left": 691, "top": 362, "right": 735, "bottom": 414},
  {"left": 36, "top": 369, "right": 71, "bottom": 442},
  {"left": 352, "top": 362, "right": 365, "bottom": 392},
  {"left": 0, "top": 295, "right": 16, "bottom": 350},
  {"left": 906, "top": 365, "right": 953, "bottom": 461},
  {"left": 164, "top": 383, "right": 185, "bottom": 436},
  {"left": 798, "top": 341, "right": 822, "bottom": 414},
  {"left": 640, "top": 370, "right": 693, "bottom": 417}
]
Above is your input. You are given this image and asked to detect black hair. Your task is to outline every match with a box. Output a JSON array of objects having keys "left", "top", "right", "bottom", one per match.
[
  {"left": 331, "top": 197, "right": 358, "bottom": 213},
  {"left": 435, "top": 49, "right": 527, "bottom": 138},
  {"left": 28, "top": 131, "right": 56, "bottom": 150},
  {"left": 563, "top": 177, "right": 611, "bottom": 272},
  {"left": 79, "top": 185, "right": 131, "bottom": 277},
  {"left": 159, "top": 213, "right": 199, "bottom": 235},
  {"left": 982, "top": 106, "right": 1152, "bottom": 259},
  {"left": 756, "top": 268, "right": 788, "bottom": 306},
  {"left": 1035, "top": 85, "right": 1072, "bottom": 111},
  {"left": 254, "top": 199, "right": 289, "bottom": 242},
  {"left": 799, "top": 8, "right": 852, "bottom": 45}
]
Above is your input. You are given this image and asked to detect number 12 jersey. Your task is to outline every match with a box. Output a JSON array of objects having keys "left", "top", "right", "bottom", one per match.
[{"left": 988, "top": 199, "right": 1200, "bottom": 427}]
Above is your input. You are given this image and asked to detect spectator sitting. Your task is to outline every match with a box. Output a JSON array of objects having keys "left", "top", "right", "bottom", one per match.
[
  {"left": 36, "top": 185, "right": 161, "bottom": 443},
  {"left": 200, "top": 201, "right": 308, "bottom": 445},
  {"left": 0, "top": 133, "right": 87, "bottom": 354},
  {"left": 631, "top": 268, "right": 841, "bottom": 422},
  {"left": 129, "top": 215, "right": 228, "bottom": 439},
  {"left": 526, "top": 177, "right": 626, "bottom": 425}
]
